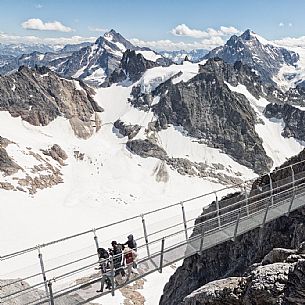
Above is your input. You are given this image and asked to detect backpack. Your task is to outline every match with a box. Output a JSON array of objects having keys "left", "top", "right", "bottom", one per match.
[
  {"left": 132, "top": 249, "right": 137, "bottom": 260},
  {"left": 125, "top": 251, "right": 134, "bottom": 264}
]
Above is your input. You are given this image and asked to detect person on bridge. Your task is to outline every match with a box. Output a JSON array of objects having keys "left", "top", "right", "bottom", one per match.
[
  {"left": 125, "top": 234, "right": 137, "bottom": 251},
  {"left": 109, "top": 240, "right": 126, "bottom": 282},
  {"left": 123, "top": 245, "right": 138, "bottom": 281},
  {"left": 125, "top": 234, "right": 138, "bottom": 268},
  {"left": 96, "top": 248, "right": 112, "bottom": 292}
]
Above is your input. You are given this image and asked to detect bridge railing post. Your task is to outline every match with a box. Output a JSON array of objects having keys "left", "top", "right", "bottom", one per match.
[
  {"left": 215, "top": 192, "right": 221, "bottom": 229},
  {"left": 233, "top": 207, "right": 241, "bottom": 241},
  {"left": 141, "top": 214, "right": 150, "bottom": 257},
  {"left": 287, "top": 165, "right": 296, "bottom": 215},
  {"left": 244, "top": 186, "right": 249, "bottom": 216},
  {"left": 199, "top": 226, "right": 204, "bottom": 254},
  {"left": 180, "top": 202, "right": 188, "bottom": 240},
  {"left": 261, "top": 174, "right": 272, "bottom": 228},
  {"left": 110, "top": 256, "right": 115, "bottom": 296},
  {"left": 47, "top": 281, "right": 55, "bottom": 305},
  {"left": 92, "top": 228, "right": 100, "bottom": 258},
  {"left": 159, "top": 238, "right": 165, "bottom": 273},
  {"left": 37, "top": 246, "right": 50, "bottom": 304},
  {"left": 269, "top": 174, "right": 274, "bottom": 207}
]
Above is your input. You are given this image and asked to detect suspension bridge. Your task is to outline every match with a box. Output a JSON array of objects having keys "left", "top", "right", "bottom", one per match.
[{"left": 1, "top": 159, "right": 305, "bottom": 305}]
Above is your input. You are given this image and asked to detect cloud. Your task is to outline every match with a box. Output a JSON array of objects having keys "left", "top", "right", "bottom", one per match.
[
  {"left": 88, "top": 26, "right": 108, "bottom": 32},
  {"left": 0, "top": 31, "right": 96, "bottom": 45},
  {"left": 273, "top": 36, "right": 305, "bottom": 48},
  {"left": 278, "top": 22, "right": 293, "bottom": 28},
  {"left": 220, "top": 26, "right": 241, "bottom": 35},
  {"left": 21, "top": 18, "right": 73, "bottom": 32},
  {"left": 130, "top": 36, "right": 224, "bottom": 51},
  {"left": 171, "top": 24, "right": 240, "bottom": 38},
  {"left": 35, "top": 4, "right": 43, "bottom": 9},
  {"left": 131, "top": 24, "right": 240, "bottom": 51}
]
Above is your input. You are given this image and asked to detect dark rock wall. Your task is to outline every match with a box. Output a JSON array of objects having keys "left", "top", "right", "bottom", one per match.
[{"left": 160, "top": 150, "right": 305, "bottom": 305}]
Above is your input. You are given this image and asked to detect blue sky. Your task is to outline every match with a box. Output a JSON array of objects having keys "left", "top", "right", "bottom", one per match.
[{"left": 1, "top": 0, "right": 305, "bottom": 50}]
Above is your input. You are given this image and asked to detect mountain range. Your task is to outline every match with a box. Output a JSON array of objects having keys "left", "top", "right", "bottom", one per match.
[{"left": 2, "top": 28, "right": 305, "bottom": 304}]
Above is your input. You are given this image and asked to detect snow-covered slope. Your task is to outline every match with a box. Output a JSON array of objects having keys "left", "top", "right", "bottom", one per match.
[
  {"left": 160, "top": 49, "right": 208, "bottom": 63},
  {"left": 2, "top": 45, "right": 305, "bottom": 304},
  {"left": 0, "top": 60, "right": 258, "bottom": 302},
  {"left": 225, "top": 82, "right": 305, "bottom": 166}
]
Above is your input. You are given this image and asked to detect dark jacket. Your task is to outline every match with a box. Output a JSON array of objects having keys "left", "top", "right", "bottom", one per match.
[{"left": 125, "top": 234, "right": 137, "bottom": 251}]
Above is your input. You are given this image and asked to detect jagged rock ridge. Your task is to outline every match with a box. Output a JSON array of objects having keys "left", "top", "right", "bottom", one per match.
[
  {"left": 147, "top": 58, "right": 273, "bottom": 174},
  {"left": 0, "top": 65, "right": 102, "bottom": 138},
  {"left": 205, "top": 29, "right": 299, "bottom": 85},
  {"left": 264, "top": 103, "right": 305, "bottom": 141},
  {"left": 0, "top": 30, "right": 171, "bottom": 87}
]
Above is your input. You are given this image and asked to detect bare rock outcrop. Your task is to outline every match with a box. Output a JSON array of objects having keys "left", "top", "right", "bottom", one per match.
[
  {"left": 0, "top": 66, "right": 103, "bottom": 138},
  {"left": 160, "top": 149, "right": 305, "bottom": 305},
  {"left": 0, "top": 147, "right": 21, "bottom": 175},
  {"left": 42, "top": 144, "right": 68, "bottom": 165},
  {"left": 114, "top": 119, "right": 141, "bottom": 139},
  {"left": 264, "top": 103, "right": 305, "bottom": 141}
]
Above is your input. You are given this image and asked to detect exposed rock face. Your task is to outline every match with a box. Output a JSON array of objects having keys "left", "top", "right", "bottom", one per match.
[
  {"left": 184, "top": 277, "right": 245, "bottom": 305},
  {"left": 0, "top": 43, "right": 91, "bottom": 76},
  {"left": 0, "top": 135, "right": 12, "bottom": 147},
  {"left": 0, "top": 279, "right": 94, "bottom": 305},
  {"left": 127, "top": 139, "right": 244, "bottom": 185},
  {"left": 57, "top": 29, "right": 136, "bottom": 85},
  {"left": 0, "top": 138, "right": 66, "bottom": 194},
  {"left": 151, "top": 58, "right": 272, "bottom": 174},
  {"left": 1, "top": 30, "right": 170, "bottom": 87},
  {"left": 114, "top": 119, "right": 141, "bottom": 139},
  {"left": 0, "top": 147, "right": 21, "bottom": 175},
  {"left": 159, "top": 49, "right": 208, "bottom": 64},
  {"left": 109, "top": 49, "right": 159, "bottom": 83},
  {"left": 182, "top": 260, "right": 298, "bottom": 305},
  {"left": 159, "top": 150, "right": 305, "bottom": 305},
  {"left": 264, "top": 103, "right": 305, "bottom": 141},
  {"left": 182, "top": 250, "right": 305, "bottom": 305},
  {"left": 42, "top": 144, "right": 68, "bottom": 166},
  {"left": 127, "top": 139, "right": 168, "bottom": 160},
  {"left": 0, "top": 65, "right": 102, "bottom": 138},
  {"left": 284, "top": 259, "right": 305, "bottom": 304},
  {"left": 205, "top": 29, "right": 299, "bottom": 85}
]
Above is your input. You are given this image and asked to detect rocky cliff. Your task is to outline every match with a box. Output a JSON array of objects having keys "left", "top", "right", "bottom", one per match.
[
  {"left": 0, "top": 65, "right": 102, "bottom": 138},
  {"left": 159, "top": 149, "right": 305, "bottom": 305},
  {"left": 109, "top": 49, "right": 159, "bottom": 84},
  {"left": 183, "top": 250, "right": 305, "bottom": 305},
  {"left": 264, "top": 103, "right": 305, "bottom": 141},
  {"left": 150, "top": 58, "right": 273, "bottom": 174},
  {"left": 205, "top": 29, "right": 299, "bottom": 85}
]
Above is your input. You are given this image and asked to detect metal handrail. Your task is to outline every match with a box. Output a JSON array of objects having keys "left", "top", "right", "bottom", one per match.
[
  {"left": 3, "top": 159, "right": 305, "bottom": 304},
  {"left": 3, "top": 158, "right": 304, "bottom": 260}
]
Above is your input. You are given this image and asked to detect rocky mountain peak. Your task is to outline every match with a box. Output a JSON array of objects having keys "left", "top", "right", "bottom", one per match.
[
  {"left": 205, "top": 30, "right": 299, "bottom": 85},
  {"left": 240, "top": 29, "right": 256, "bottom": 41},
  {"left": 95, "top": 29, "right": 135, "bottom": 51},
  {"left": 108, "top": 49, "right": 159, "bottom": 84}
]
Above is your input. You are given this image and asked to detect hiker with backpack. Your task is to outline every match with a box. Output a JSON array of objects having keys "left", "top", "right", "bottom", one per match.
[
  {"left": 125, "top": 234, "right": 138, "bottom": 268},
  {"left": 96, "top": 248, "right": 112, "bottom": 292},
  {"left": 109, "top": 240, "right": 126, "bottom": 284},
  {"left": 123, "top": 244, "right": 138, "bottom": 281}
]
